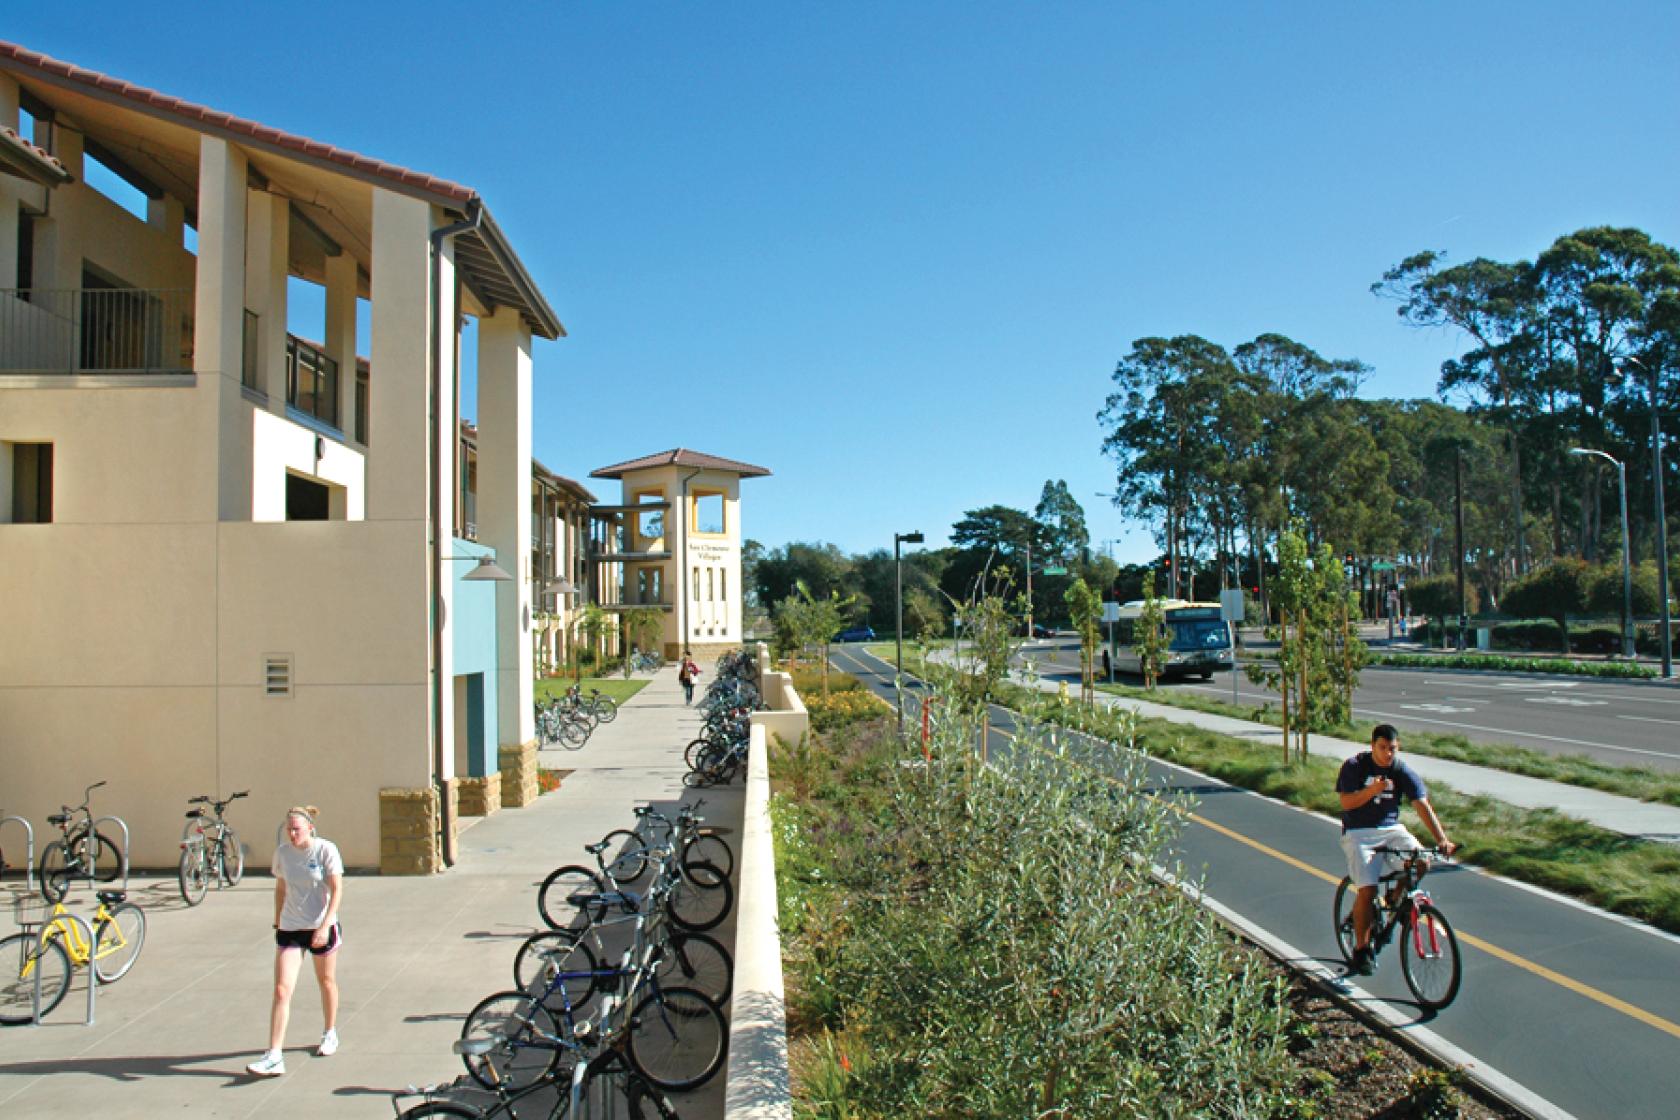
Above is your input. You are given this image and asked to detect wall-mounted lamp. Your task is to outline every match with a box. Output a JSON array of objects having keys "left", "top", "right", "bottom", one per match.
[{"left": 458, "top": 554, "right": 514, "bottom": 582}]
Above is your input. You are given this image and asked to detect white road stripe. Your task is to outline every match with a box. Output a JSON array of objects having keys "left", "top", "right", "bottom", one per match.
[
  {"left": 1353, "top": 707, "right": 1680, "bottom": 761},
  {"left": 1616, "top": 714, "right": 1680, "bottom": 727}
]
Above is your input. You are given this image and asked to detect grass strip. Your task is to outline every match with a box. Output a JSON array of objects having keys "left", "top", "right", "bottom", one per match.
[
  {"left": 533, "top": 676, "right": 649, "bottom": 705},
  {"left": 1372, "top": 651, "right": 1657, "bottom": 678}
]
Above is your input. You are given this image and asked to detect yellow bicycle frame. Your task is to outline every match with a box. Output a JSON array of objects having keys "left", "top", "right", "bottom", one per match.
[{"left": 36, "top": 899, "right": 124, "bottom": 969}]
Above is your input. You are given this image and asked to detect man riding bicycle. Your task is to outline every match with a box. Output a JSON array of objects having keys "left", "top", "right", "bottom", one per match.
[{"left": 1336, "top": 724, "right": 1457, "bottom": 975}]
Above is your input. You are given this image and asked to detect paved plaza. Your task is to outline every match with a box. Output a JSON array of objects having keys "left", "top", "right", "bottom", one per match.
[{"left": 0, "top": 668, "right": 739, "bottom": 1119}]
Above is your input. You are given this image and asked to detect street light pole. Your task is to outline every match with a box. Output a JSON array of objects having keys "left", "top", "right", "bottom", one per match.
[
  {"left": 1630, "top": 356, "right": 1674, "bottom": 677},
  {"left": 894, "top": 530, "right": 924, "bottom": 732},
  {"left": 1455, "top": 446, "right": 1467, "bottom": 652},
  {"left": 1570, "top": 449, "right": 1634, "bottom": 659}
]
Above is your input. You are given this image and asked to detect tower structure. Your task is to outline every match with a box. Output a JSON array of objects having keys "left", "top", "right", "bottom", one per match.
[{"left": 589, "top": 449, "right": 770, "bottom": 660}]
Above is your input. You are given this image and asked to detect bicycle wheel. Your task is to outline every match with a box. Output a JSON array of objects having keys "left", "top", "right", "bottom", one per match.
[
  {"left": 538, "top": 865, "right": 609, "bottom": 931},
  {"left": 1332, "top": 877, "right": 1359, "bottom": 964},
  {"left": 0, "top": 933, "right": 72, "bottom": 1025},
  {"left": 592, "top": 696, "right": 618, "bottom": 724},
  {"left": 460, "top": 991, "right": 563, "bottom": 1090},
  {"left": 683, "top": 738, "right": 717, "bottom": 771},
  {"left": 93, "top": 901, "right": 146, "bottom": 983},
  {"left": 220, "top": 829, "right": 245, "bottom": 886},
  {"left": 682, "top": 834, "right": 734, "bottom": 882},
  {"left": 178, "top": 847, "right": 209, "bottom": 906},
  {"left": 668, "top": 862, "right": 732, "bottom": 932},
  {"left": 1400, "top": 902, "right": 1462, "bottom": 1011},
  {"left": 397, "top": 1103, "right": 483, "bottom": 1119},
  {"left": 656, "top": 932, "right": 733, "bottom": 1006},
  {"left": 559, "top": 718, "right": 590, "bottom": 750},
  {"left": 90, "top": 831, "right": 123, "bottom": 883},
  {"left": 38, "top": 841, "right": 71, "bottom": 903},
  {"left": 512, "top": 931, "right": 600, "bottom": 1011},
  {"left": 626, "top": 985, "right": 726, "bottom": 1091},
  {"left": 601, "top": 829, "right": 649, "bottom": 884}
]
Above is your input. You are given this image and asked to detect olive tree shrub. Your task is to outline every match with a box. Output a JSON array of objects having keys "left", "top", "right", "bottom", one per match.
[{"left": 775, "top": 685, "right": 1300, "bottom": 1118}]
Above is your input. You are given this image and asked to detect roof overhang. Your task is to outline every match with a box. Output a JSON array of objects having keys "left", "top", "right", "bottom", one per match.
[
  {"left": 0, "top": 40, "right": 564, "bottom": 340},
  {"left": 0, "top": 124, "right": 71, "bottom": 187}
]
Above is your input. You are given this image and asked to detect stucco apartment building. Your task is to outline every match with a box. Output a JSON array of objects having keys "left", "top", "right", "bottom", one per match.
[{"left": 0, "top": 41, "right": 563, "bottom": 872}]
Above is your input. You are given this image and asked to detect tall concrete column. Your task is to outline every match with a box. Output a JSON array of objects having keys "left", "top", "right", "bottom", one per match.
[
  {"left": 244, "top": 189, "right": 289, "bottom": 405},
  {"left": 476, "top": 305, "right": 536, "bottom": 749},
  {"left": 324, "top": 250, "right": 359, "bottom": 439},
  {"left": 370, "top": 189, "right": 456, "bottom": 779},
  {"left": 194, "top": 137, "right": 250, "bottom": 520}
]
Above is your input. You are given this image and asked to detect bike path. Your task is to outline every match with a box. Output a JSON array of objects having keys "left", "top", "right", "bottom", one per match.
[{"left": 830, "top": 646, "right": 1680, "bottom": 1120}]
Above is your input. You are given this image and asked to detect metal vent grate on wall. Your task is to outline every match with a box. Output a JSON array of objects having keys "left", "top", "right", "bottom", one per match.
[{"left": 264, "top": 654, "right": 293, "bottom": 698}]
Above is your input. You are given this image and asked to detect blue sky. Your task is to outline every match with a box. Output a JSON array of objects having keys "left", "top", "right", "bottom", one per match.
[{"left": 13, "top": 3, "right": 1679, "bottom": 561}]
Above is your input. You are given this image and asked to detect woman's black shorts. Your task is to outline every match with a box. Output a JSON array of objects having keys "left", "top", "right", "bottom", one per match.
[{"left": 275, "top": 922, "right": 342, "bottom": 956}]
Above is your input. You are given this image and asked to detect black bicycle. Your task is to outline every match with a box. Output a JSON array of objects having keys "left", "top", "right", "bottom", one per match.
[
  {"left": 38, "top": 781, "right": 122, "bottom": 903},
  {"left": 178, "top": 791, "right": 248, "bottom": 905},
  {"left": 1333, "top": 846, "right": 1463, "bottom": 1010}
]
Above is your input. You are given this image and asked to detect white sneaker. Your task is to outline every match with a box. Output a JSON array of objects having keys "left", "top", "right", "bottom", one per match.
[
  {"left": 317, "top": 1029, "right": 339, "bottom": 1057},
  {"left": 246, "top": 1051, "right": 286, "bottom": 1077}
]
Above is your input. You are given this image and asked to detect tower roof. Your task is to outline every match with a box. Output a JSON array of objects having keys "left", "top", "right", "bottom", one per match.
[{"left": 590, "top": 449, "right": 771, "bottom": 480}]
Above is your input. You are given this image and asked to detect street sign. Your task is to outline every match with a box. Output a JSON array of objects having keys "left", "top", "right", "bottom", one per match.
[
  {"left": 1219, "top": 589, "right": 1244, "bottom": 623},
  {"left": 1101, "top": 602, "right": 1120, "bottom": 623},
  {"left": 1043, "top": 566, "right": 1067, "bottom": 576}
]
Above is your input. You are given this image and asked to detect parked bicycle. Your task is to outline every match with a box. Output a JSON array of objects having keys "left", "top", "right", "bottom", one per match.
[
  {"left": 178, "top": 790, "right": 248, "bottom": 905},
  {"left": 536, "top": 698, "right": 591, "bottom": 750},
  {"left": 38, "top": 781, "right": 123, "bottom": 903},
  {"left": 0, "top": 890, "right": 147, "bottom": 1024},
  {"left": 567, "top": 684, "right": 619, "bottom": 726},
  {"left": 1333, "top": 846, "right": 1462, "bottom": 1010}
]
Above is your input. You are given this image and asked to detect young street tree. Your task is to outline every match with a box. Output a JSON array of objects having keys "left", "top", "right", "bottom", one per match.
[
  {"left": 1065, "top": 576, "right": 1103, "bottom": 703},
  {"left": 1133, "top": 569, "right": 1167, "bottom": 691}
]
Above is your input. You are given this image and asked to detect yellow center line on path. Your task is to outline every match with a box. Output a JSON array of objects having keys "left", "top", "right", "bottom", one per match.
[{"left": 988, "top": 721, "right": 1680, "bottom": 1043}]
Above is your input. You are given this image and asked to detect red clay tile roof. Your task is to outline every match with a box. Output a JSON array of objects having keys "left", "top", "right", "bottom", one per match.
[
  {"left": 0, "top": 123, "right": 71, "bottom": 185},
  {"left": 0, "top": 40, "right": 474, "bottom": 204},
  {"left": 591, "top": 449, "right": 772, "bottom": 479}
]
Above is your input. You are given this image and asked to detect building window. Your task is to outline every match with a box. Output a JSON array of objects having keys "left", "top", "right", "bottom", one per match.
[
  {"left": 692, "top": 567, "right": 700, "bottom": 601},
  {"left": 241, "top": 310, "right": 260, "bottom": 391},
  {"left": 707, "top": 568, "right": 714, "bottom": 601},
  {"left": 634, "top": 489, "right": 664, "bottom": 543},
  {"left": 16, "top": 211, "right": 35, "bottom": 291},
  {"left": 286, "top": 472, "right": 331, "bottom": 521},
  {"left": 286, "top": 337, "right": 340, "bottom": 429},
  {"left": 720, "top": 570, "right": 727, "bottom": 603},
  {"left": 692, "top": 490, "right": 725, "bottom": 535},
  {"left": 5, "top": 442, "right": 53, "bottom": 523},
  {"left": 354, "top": 363, "right": 369, "bottom": 444}
]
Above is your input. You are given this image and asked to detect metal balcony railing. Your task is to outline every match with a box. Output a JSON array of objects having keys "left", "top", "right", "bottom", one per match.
[{"left": 0, "top": 287, "right": 193, "bottom": 374}]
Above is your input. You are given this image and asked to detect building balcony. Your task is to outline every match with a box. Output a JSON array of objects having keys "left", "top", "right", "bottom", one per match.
[
  {"left": 599, "top": 599, "right": 673, "bottom": 612},
  {"left": 590, "top": 548, "right": 673, "bottom": 563},
  {"left": 0, "top": 287, "right": 193, "bottom": 376}
]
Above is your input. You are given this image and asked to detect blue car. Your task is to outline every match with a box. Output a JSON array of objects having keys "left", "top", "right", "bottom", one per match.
[{"left": 833, "top": 626, "right": 876, "bottom": 643}]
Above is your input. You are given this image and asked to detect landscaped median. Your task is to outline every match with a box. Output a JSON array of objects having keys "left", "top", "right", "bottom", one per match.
[{"left": 768, "top": 678, "right": 1520, "bottom": 1119}]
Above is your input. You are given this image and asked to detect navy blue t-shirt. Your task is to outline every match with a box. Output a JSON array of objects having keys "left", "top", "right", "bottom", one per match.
[{"left": 1336, "top": 751, "right": 1428, "bottom": 832}]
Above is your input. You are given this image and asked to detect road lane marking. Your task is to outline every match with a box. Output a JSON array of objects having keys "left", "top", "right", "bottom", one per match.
[
  {"left": 1525, "top": 697, "right": 1608, "bottom": 707},
  {"left": 1399, "top": 703, "right": 1478, "bottom": 713},
  {"left": 1617, "top": 714, "right": 1680, "bottom": 726},
  {"left": 987, "top": 720, "right": 1680, "bottom": 1043},
  {"left": 1352, "top": 708, "right": 1680, "bottom": 761}
]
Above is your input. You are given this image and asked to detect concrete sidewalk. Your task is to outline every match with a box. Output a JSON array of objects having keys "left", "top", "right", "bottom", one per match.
[
  {"left": 0, "top": 667, "right": 740, "bottom": 1119},
  {"left": 1017, "top": 670, "right": 1680, "bottom": 844}
]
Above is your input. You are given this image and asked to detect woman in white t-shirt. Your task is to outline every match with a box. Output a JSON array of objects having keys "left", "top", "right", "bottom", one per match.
[{"left": 246, "top": 806, "right": 344, "bottom": 1078}]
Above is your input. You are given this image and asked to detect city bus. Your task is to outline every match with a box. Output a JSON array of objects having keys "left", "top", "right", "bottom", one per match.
[{"left": 1108, "top": 599, "right": 1234, "bottom": 680}]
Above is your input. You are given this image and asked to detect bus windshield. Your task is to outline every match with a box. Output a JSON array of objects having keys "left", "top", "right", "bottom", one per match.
[{"left": 1169, "top": 618, "right": 1230, "bottom": 651}]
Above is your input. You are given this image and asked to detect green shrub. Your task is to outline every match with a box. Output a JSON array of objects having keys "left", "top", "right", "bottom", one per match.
[
  {"left": 1490, "top": 618, "right": 1563, "bottom": 651},
  {"left": 773, "top": 704, "right": 1303, "bottom": 1118}
]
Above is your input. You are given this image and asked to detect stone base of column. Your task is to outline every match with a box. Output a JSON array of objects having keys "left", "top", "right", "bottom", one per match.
[
  {"left": 500, "top": 741, "right": 539, "bottom": 807},
  {"left": 458, "top": 773, "right": 502, "bottom": 818},
  {"left": 379, "top": 784, "right": 454, "bottom": 875},
  {"left": 667, "top": 641, "right": 742, "bottom": 664}
]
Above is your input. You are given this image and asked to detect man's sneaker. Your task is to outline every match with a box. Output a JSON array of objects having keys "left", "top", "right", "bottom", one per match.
[
  {"left": 317, "top": 1029, "right": 339, "bottom": 1057},
  {"left": 246, "top": 1051, "right": 286, "bottom": 1077}
]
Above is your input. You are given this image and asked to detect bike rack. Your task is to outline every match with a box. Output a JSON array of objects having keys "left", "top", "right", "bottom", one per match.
[
  {"left": 92, "top": 815, "right": 130, "bottom": 892},
  {"left": 1, "top": 815, "right": 35, "bottom": 893},
  {"left": 12, "top": 898, "right": 97, "bottom": 1027}
]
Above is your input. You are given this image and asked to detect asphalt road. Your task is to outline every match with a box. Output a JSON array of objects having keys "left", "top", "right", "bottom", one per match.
[
  {"left": 829, "top": 644, "right": 1680, "bottom": 1120},
  {"left": 1016, "top": 637, "right": 1680, "bottom": 772}
]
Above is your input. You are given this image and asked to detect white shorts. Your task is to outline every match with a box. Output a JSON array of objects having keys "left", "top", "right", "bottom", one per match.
[{"left": 1340, "top": 824, "right": 1421, "bottom": 888}]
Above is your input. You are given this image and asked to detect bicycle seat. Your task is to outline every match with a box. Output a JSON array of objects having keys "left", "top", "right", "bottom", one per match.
[
  {"left": 47, "top": 814, "right": 67, "bottom": 826},
  {"left": 584, "top": 839, "right": 612, "bottom": 855},
  {"left": 96, "top": 890, "right": 126, "bottom": 905},
  {"left": 453, "top": 1038, "right": 500, "bottom": 1057},
  {"left": 185, "top": 809, "right": 204, "bottom": 819}
]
